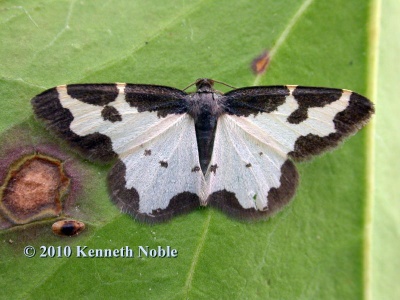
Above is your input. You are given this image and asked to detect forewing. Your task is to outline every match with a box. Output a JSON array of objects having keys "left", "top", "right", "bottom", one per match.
[
  {"left": 207, "top": 85, "right": 374, "bottom": 219},
  {"left": 224, "top": 85, "right": 374, "bottom": 160},
  {"left": 31, "top": 83, "right": 188, "bottom": 162}
]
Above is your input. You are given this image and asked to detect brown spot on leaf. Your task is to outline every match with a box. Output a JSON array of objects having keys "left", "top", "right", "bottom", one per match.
[
  {"left": 251, "top": 50, "right": 270, "bottom": 75},
  {"left": 52, "top": 219, "right": 85, "bottom": 237},
  {"left": 0, "top": 154, "right": 70, "bottom": 224}
]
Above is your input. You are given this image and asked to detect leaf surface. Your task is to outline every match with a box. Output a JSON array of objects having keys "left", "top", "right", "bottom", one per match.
[{"left": 0, "top": 0, "right": 376, "bottom": 299}]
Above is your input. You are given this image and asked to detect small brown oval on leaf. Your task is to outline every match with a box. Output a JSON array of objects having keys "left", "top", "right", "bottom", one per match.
[
  {"left": 251, "top": 50, "right": 270, "bottom": 75},
  {"left": 52, "top": 219, "right": 85, "bottom": 237}
]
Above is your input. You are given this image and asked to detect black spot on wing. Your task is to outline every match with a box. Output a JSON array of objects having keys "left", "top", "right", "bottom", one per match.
[
  {"left": 67, "top": 84, "right": 119, "bottom": 105},
  {"left": 208, "top": 160, "right": 298, "bottom": 220},
  {"left": 224, "top": 86, "right": 289, "bottom": 116},
  {"left": 289, "top": 91, "right": 374, "bottom": 161},
  {"left": 246, "top": 163, "right": 252, "bottom": 168},
  {"left": 101, "top": 105, "right": 122, "bottom": 122},
  {"left": 210, "top": 164, "right": 218, "bottom": 174},
  {"left": 108, "top": 160, "right": 199, "bottom": 223},
  {"left": 31, "top": 87, "right": 116, "bottom": 162},
  {"left": 191, "top": 166, "right": 200, "bottom": 172},
  {"left": 125, "top": 84, "right": 188, "bottom": 118},
  {"left": 144, "top": 149, "right": 152, "bottom": 156},
  {"left": 159, "top": 161, "right": 168, "bottom": 168},
  {"left": 287, "top": 86, "right": 343, "bottom": 124}
]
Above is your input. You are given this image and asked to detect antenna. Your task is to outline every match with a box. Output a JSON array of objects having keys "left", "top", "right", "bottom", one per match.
[{"left": 182, "top": 79, "right": 237, "bottom": 91}]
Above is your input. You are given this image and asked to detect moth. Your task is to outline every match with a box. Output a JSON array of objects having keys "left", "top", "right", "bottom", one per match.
[{"left": 31, "top": 78, "right": 374, "bottom": 223}]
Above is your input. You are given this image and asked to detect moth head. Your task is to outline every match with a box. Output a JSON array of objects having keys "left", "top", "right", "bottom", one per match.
[{"left": 195, "top": 78, "right": 215, "bottom": 93}]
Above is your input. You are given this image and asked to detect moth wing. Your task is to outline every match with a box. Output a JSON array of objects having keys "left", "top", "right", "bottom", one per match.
[
  {"left": 32, "top": 83, "right": 204, "bottom": 222},
  {"left": 31, "top": 83, "right": 188, "bottom": 162},
  {"left": 109, "top": 113, "right": 205, "bottom": 223},
  {"left": 207, "top": 85, "right": 374, "bottom": 219},
  {"left": 206, "top": 114, "right": 298, "bottom": 219},
  {"left": 223, "top": 85, "right": 374, "bottom": 160}
]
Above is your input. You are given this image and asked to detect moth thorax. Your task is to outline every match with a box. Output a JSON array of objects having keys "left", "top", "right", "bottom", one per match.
[{"left": 187, "top": 91, "right": 225, "bottom": 121}]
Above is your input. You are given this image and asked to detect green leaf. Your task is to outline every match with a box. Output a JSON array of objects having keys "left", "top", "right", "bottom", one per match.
[
  {"left": 0, "top": 0, "right": 379, "bottom": 299},
  {"left": 371, "top": 1, "right": 400, "bottom": 300}
]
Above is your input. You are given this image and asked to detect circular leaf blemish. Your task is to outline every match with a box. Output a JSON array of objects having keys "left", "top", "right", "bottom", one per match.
[{"left": 0, "top": 154, "right": 70, "bottom": 225}]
